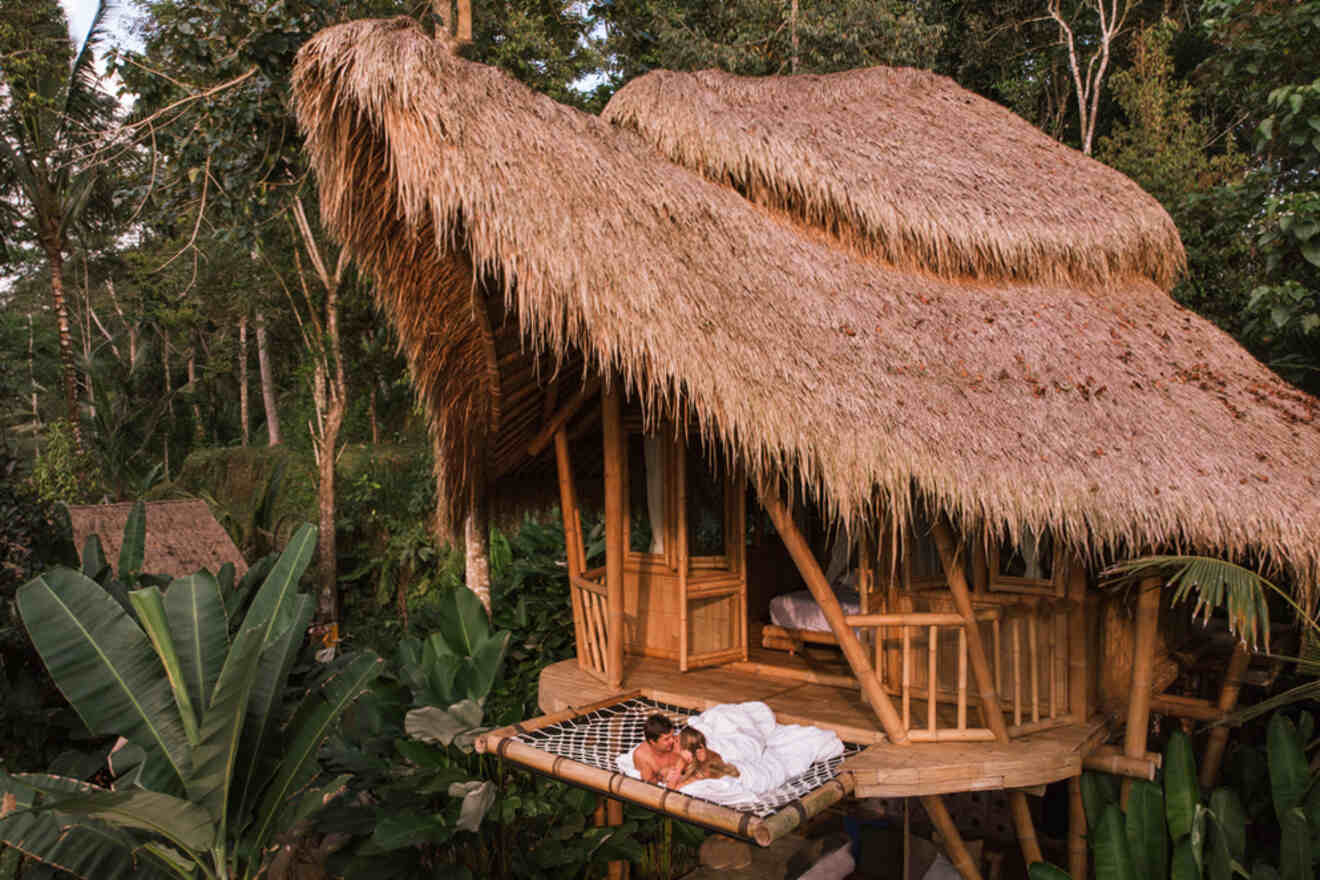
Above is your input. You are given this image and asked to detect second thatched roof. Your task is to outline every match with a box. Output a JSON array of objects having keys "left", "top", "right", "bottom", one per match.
[{"left": 292, "top": 18, "right": 1320, "bottom": 589}]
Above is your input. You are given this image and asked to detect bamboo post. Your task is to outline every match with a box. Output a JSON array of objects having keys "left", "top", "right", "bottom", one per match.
[
  {"left": 903, "top": 625, "right": 911, "bottom": 730},
  {"left": 1069, "top": 776, "right": 1088, "bottom": 880},
  {"left": 1068, "top": 559, "right": 1091, "bottom": 720},
  {"left": 602, "top": 390, "right": 626, "bottom": 687},
  {"left": 606, "top": 798, "right": 628, "bottom": 880},
  {"left": 1122, "top": 577, "right": 1162, "bottom": 805},
  {"left": 555, "top": 429, "right": 590, "bottom": 673},
  {"left": 1009, "top": 793, "right": 1043, "bottom": 868},
  {"left": 922, "top": 795, "right": 984, "bottom": 880},
  {"left": 1199, "top": 642, "right": 1251, "bottom": 789},
  {"left": 1029, "top": 614, "right": 1040, "bottom": 723},
  {"left": 1053, "top": 602, "right": 1068, "bottom": 719},
  {"left": 1012, "top": 618, "right": 1023, "bottom": 727},
  {"left": 736, "top": 470, "right": 749, "bottom": 661},
  {"left": 928, "top": 625, "right": 938, "bottom": 731},
  {"left": 958, "top": 627, "right": 968, "bottom": 730},
  {"left": 677, "top": 439, "right": 690, "bottom": 671},
  {"left": 758, "top": 486, "right": 909, "bottom": 743}
]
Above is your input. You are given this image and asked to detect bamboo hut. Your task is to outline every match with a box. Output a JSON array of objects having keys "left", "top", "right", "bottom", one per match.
[{"left": 293, "top": 18, "right": 1320, "bottom": 877}]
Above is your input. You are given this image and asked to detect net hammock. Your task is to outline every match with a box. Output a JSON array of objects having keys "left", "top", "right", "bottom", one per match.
[{"left": 511, "top": 696, "right": 863, "bottom": 818}]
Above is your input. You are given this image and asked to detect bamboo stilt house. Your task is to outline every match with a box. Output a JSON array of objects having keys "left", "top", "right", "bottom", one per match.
[{"left": 293, "top": 18, "right": 1320, "bottom": 875}]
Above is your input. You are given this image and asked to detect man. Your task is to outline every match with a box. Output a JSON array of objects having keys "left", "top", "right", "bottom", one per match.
[{"left": 633, "top": 714, "right": 683, "bottom": 785}]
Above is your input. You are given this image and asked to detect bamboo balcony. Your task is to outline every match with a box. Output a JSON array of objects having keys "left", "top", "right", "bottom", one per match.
[{"left": 537, "top": 644, "right": 1110, "bottom": 799}]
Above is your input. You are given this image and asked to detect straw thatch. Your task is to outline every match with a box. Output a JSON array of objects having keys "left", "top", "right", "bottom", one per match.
[
  {"left": 603, "top": 67, "right": 1186, "bottom": 291},
  {"left": 292, "top": 18, "right": 1320, "bottom": 591},
  {"left": 67, "top": 500, "right": 247, "bottom": 578}
]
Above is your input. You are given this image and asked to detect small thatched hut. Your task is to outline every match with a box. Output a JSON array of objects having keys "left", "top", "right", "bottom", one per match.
[
  {"left": 293, "top": 18, "right": 1320, "bottom": 876},
  {"left": 67, "top": 500, "right": 247, "bottom": 578}
]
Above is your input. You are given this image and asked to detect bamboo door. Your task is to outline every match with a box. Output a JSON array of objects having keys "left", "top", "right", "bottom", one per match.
[{"left": 677, "top": 440, "right": 748, "bottom": 671}]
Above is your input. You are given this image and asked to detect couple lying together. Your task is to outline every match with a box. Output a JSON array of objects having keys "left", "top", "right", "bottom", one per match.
[{"left": 633, "top": 714, "right": 740, "bottom": 789}]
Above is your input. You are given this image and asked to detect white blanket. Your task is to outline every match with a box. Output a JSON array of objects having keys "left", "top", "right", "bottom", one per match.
[{"left": 616, "top": 702, "right": 844, "bottom": 805}]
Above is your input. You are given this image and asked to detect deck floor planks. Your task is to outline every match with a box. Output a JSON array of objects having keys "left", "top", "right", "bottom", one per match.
[{"left": 538, "top": 655, "right": 1110, "bottom": 797}]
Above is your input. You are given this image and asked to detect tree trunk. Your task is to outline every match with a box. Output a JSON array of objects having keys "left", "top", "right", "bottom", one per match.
[
  {"left": 27, "top": 313, "right": 40, "bottom": 459},
  {"left": 162, "top": 332, "right": 172, "bottom": 480},
  {"left": 255, "top": 309, "right": 281, "bottom": 445},
  {"left": 316, "top": 389, "right": 345, "bottom": 625},
  {"left": 187, "top": 348, "right": 204, "bottom": 444},
  {"left": 368, "top": 379, "right": 378, "bottom": 445},
  {"left": 43, "top": 243, "right": 82, "bottom": 449},
  {"left": 238, "top": 315, "right": 250, "bottom": 447},
  {"left": 465, "top": 474, "right": 491, "bottom": 616}
]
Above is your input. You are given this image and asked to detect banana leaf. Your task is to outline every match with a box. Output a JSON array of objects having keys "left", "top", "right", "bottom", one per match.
[
  {"left": 1126, "top": 779, "right": 1167, "bottom": 880},
  {"left": 118, "top": 501, "right": 145, "bottom": 586},
  {"left": 1166, "top": 731, "right": 1200, "bottom": 841},
  {"left": 1093, "top": 804, "right": 1136, "bottom": 880},
  {"left": 164, "top": 572, "right": 229, "bottom": 715},
  {"left": 130, "top": 586, "right": 200, "bottom": 746},
  {"left": 17, "top": 568, "right": 190, "bottom": 794},
  {"left": 1268, "top": 715, "right": 1308, "bottom": 823},
  {"left": 1279, "top": 807, "right": 1312, "bottom": 880}
]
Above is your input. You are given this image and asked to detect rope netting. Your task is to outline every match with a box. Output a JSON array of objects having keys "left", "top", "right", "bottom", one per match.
[{"left": 513, "top": 697, "right": 863, "bottom": 817}]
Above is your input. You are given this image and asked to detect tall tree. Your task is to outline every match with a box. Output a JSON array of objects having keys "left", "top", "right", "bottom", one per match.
[{"left": 0, "top": 0, "right": 118, "bottom": 449}]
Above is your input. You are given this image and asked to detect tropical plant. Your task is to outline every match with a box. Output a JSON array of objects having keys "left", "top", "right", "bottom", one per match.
[
  {"left": 1029, "top": 717, "right": 1318, "bottom": 880},
  {"left": 0, "top": 0, "right": 120, "bottom": 444},
  {"left": 0, "top": 523, "right": 382, "bottom": 880}
]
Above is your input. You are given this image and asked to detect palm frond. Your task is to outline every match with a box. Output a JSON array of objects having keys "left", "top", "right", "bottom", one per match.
[
  {"left": 1103, "top": 555, "right": 1277, "bottom": 651},
  {"left": 63, "top": 0, "right": 116, "bottom": 130},
  {"left": 1224, "top": 678, "right": 1320, "bottom": 727}
]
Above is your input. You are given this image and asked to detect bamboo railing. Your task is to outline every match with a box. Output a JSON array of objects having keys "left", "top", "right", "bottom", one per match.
[
  {"left": 849, "top": 597, "right": 1078, "bottom": 740},
  {"left": 571, "top": 572, "right": 610, "bottom": 682}
]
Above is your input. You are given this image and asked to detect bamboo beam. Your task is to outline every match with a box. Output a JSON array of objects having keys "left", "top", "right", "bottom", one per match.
[
  {"left": 528, "top": 378, "right": 601, "bottom": 456},
  {"left": 1149, "top": 693, "right": 1227, "bottom": 723},
  {"left": 555, "top": 429, "right": 590, "bottom": 674},
  {"left": 958, "top": 627, "right": 968, "bottom": 730},
  {"left": 928, "top": 625, "right": 938, "bottom": 731},
  {"left": 1069, "top": 777, "right": 1088, "bottom": 880},
  {"left": 605, "top": 798, "right": 627, "bottom": 880},
  {"left": 1122, "top": 577, "right": 1162, "bottom": 805},
  {"left": 1083, "top": 745, "right": 1161, "bottom": 780},
  {"left": 757, "top": 486, "right": 909, "bottom": 744},
  {"left": 921, "top": 796, "right": 984, "bottom": 880},
  {"left": 1199, "top": 642, "right": 1252, "bottom": 789},
  {"left": 602, "top": 390, "right": 626, "bottom": 687},
  {"left": 1067, "top": 560, "right": 1091, "bottom": 720}
]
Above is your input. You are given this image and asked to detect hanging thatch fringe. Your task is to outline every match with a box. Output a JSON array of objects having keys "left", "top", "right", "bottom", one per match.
[{"left": 292, "top": 18, "right": 1320, "bottom": 601}]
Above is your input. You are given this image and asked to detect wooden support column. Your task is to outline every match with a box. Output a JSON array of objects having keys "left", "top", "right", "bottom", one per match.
[
  {"left": 1067, "top": 560, "right": 1091, "bottom": 720},
  {"left": 1199, "top": 642, "right": 1251, "bottom": 789},
  {"left": 922, "top": 796, "right": 983, "bottom": 880},
  {"left": 602, "top": 390, "right": 626, "bottom": 687},
  {"left": 931, "top": 520, "right": 1040, "bottom": 867},
  {"left": 1069, "top": 776, "right": 1088, "bottom": 880},
  {"left": 594, "top": 797, "right": 630, "bottom": 880},
  {"left": 1122, "top": 577, "right": 1162, "bottom": 805},
  {"left": 758, "top": 486, "right": 909, "bottom": 744}
]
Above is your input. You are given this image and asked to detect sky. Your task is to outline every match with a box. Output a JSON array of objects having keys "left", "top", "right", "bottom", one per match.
[{"left": 61, "top": 0, "right": 138, "bottom": 52}]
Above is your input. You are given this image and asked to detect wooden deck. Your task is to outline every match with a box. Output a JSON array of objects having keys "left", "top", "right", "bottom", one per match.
[{"left": 538, "top": 651, "right": 1109, "bottom": 798}]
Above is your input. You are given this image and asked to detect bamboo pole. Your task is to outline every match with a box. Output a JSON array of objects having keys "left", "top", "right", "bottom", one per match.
[
  {"left": 1122, "top": 577, "right": 1162, "bottom": 805},
  {"left": 921, "top": 796, "right": 983, "bottom": 880},
  {"left": 903, "top": 625, "right": 912, "bottom": 731},
  {"left": 677, "top": 439, "right": 690, "bottom": 672},
  {"left": 929, "top": 625, "right": 938, "bottom": 731},
  {"left": 1029, "top": 614, "right": 1040, "bottom": 723},
  {"left": 1068, "top": 559, "right": 1091, "bottom": 720},
  {"left": 602, "top": 390, "right": 626, "bottom": 687},
  {"left": 1069, "top": 777, "right": 1088, "bottom": 880},
  {"left": 605, "top": 798, "right": 628, "bottom": 880},
  {"left": 1010, "top": 793, "right": 1043, "bottom": 867},
  {"left": 907, "top": 728, "right": 995, "bottom": 742},
  {"left": 1149, "top": 693, "right": 1227, "bottom": 722},
  {"left": 758, "top": 486, "right": 909, "bottom": 743},
  {"left": 528, "top": 378, "right": 602, "bottom": 456},
  {"left": 1083, "top": 746, "right": 1161, "bottom": 780},
  {"left": 476, "top": 691, "right": 645, "bottom": 749},
  {"left": 1012, "top": 618, "right": 1023, "bottom": 727},
  {"left": 1200, "top": 642, "right": 1252, "bottom": 789},
  {"left": 736, "top": 471, "right": 749, "bottom": 662},
  {"left": 958, "top": 628, "right": 968, "bottom": 730},
  {"left": 555, "top": 430, "right": 590, "bottom": 673}
]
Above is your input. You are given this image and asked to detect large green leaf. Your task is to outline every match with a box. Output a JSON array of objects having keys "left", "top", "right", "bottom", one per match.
[
  {"left": 1027, "top": 864, "right": 1072, "bottom": 880},
  {"left": 81, "top": 535, "right": 109, "bottom": 581},
  {"left": 225, "top": 554, "right": 276, "bottom": 625},
  {"left": 17, "top": 568, "right": 190, "bottom": 793},
  {"left": 1166, "top": 731, "right": 1200, "bottom": 841},
  {"left": 240, "top": 524, "right": 316, "bottom": 643},
  {"left": 1172, "top": 837, "right": 1202, "bottom": 880},
  {"left": 230, "top": 594, "right": 315, "bottom": 833},
  {"left": 1094, "top": 804, "right": 1137, "bottom": 880},
  {"left": 1126, "top": 779, "right": 1167, "bottom": 880},
  {"left": 1268, "top": 715, "right": 1309, "bottom": 823},
  {"left": 31, "top": 785, "right": 216, "bottom": 855},
  {"left": 164, "top": 572, "right": 229, "bottom": 714},
  {"left": 1081, "top": 772, "right": 1117, "bottom": 833},
  {"left": 188, "top": 623, "right": 267, "bottom": 834},
  {"left": 435, "top": 587, "right": 491, "bottom": 656},
  {"left": 1279, "top": 807, "right": 1312, "bottom": 880},
  {"left": 1208, "top": 788, "right": 1247, "bottom": 864},
  {"left": 0, "top": 772, "right": 156, "bottom": 880},
  {"left": 250, "top": 652, "right": 382, "bottom": 860},
  {"left": 465, "top": 631, "right": 511, "bottom": 703},
  {"left": 118, "top": 500, "right": 146, "bottom": 585},
  {"left": 129, "top": 587, "right": 200, "bottom": 747}
]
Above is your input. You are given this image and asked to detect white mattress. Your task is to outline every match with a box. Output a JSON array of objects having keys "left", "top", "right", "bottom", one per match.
[{"left": 768, "top": 588, "right": 861, "bottom": 632}]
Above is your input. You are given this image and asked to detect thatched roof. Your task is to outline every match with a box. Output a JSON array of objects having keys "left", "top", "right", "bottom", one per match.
[
  {"left": 67, "top": 500, "right": 247, "bottom": 579},
  {"left": 603, "top": 67, "right": 1186, "bottom": 290},
  {"left": 292, "top": 18, "right": 1320, "bottom": 588}
]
